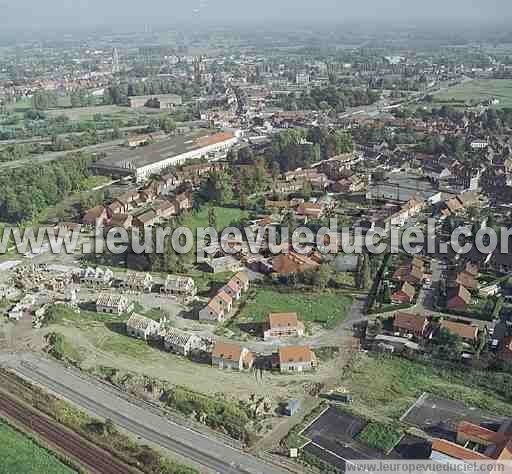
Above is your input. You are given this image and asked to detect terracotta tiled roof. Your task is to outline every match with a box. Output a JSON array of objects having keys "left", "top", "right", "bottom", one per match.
[
  {"left": 441, "top": 320, "right": 479, "bottom": 341},
  {"left": 269, "top": 313, "right": 299, "bottom": 329},
  {"left": 458, "top": 421, "right": 505, "bottom": 444},
  {"left": 278, "top": 346, "right": 315, "bottom": 365},
  {"left": 431, "top": 439, "right": 489, "bottom": 461},
  {"left": 212, "top": 342, "right": 243, "bottom": 361},
  {"left": 394, "top": 313, "right": 427, "bottom": 334}
]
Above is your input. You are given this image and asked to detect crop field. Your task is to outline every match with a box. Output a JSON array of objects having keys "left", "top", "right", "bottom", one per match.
[
  {"left": 0, "top": 419, "right": 75, "bottom": 474},
  {"left": 434, "top": 79, "right": 512, "bottom": 108}
]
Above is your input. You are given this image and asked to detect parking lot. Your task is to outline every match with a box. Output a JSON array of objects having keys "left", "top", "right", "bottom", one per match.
[
  {"left": 401, "top": 393, "right": 506, "bottom": 440},
  {"left": 301, "top": 407, "right": 385, "bottom": 468}
]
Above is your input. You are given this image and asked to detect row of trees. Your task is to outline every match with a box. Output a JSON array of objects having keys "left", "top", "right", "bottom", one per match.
[
  {"left": 279, "top": 86, "right": 380, "bottom": 112},
  {"left": 103, "top": 78, "right": 201, "bottom": 106}
]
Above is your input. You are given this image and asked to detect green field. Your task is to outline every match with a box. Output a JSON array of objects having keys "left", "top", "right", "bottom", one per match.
[
  {"left": 0, "top": 420, "right": 75, "bottom": 474},
  {"left": 345, "top": 354, "right": 512, "bottom": 421},
  {"left": 237, "top": 287, "right": 352, "bottom": 329},
  {"left": 182, "top": 206, "right": 248, "bottom": 234},
  {"left": 434, "top": 79, "right": 512, "bottom": 108}
]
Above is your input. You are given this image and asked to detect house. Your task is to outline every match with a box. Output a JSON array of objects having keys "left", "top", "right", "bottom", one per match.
[
  {"left": 120, "top": 271, "right": 153, "bottom": 293},
  {"left": 108, "top": 213, "right": 133, "bottom": 230},
  {"left": 126, "top": 313, "right": 161, "bottom": 340},
  {"left": 80, "top": 267, "right": 114, "bottom": 287},
  {"left": 393, "top": 312, "right": 428, "bottom": 338},
  {"left": 440, "top": 320, "right": 479, "bottom": 343},
  {"left": 133, "top": 210, "right": 158, "bottom": 228},
  {"left": 82, "top": 206, "right": 109, "bottom": 228},
  {"left": 456, "top": 271, "right": 478, "bottom": 290},
  {"left": 231, "top": 272, "right": 250, "bottom": 292},
  {"left": 446, "top": 285, "right": 472, "bottom": 312},
  {"left": 391, "top": 282, "right": 416, "bottom": 304},
  {"left": 96, "top": 293, "right": 130, "bottom": 314},
  {"left": 264, "top": 313, "right": 305, "bottom": 340},
  {"left": 153, "top": 201, "right": 176, "bottom": 220},
  {"left": 392, "top": 263, "right": 424, "bottom": 286},
  {"left": 222, "top": 279, "right": 242, "bottom": 300},
  {"left": 174, "top": 192, "right": 193, "bottom": 213},
  {"left": 278, "top": 346, "right": 316, "bottom": 373},
  {"left": 205, "top": 256, "right": 243, "bottom": 274},
  {"left": 199, "top": 292, "right": 233, "bottom": 323},
  {"left": 296, "top": 202, "right": 323, "bottom": 220},
  {"left": 161, "top": 327, "right": 201, "bottom": 356},
  {"left": 161, "top": 275, "right": 196, "bottom": 298},
  {"left": 211, "top": 342, "right": 254, "bottom": 371}
]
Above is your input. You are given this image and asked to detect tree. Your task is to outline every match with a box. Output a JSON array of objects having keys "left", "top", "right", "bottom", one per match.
[
  {"left": 208, "top": 205, "right": 217, "bottom": 230},
  {"left": 200, "top": 171, "right": 234, "bottom": 205},
  {"left": 239, "top": 192, "right": 249, "bottom": 210},
  {"left": 303, "top": 181, "right": 312, "bottom": 201},
  {"left": 312, "top": 264, "right": 332, "bottom": 290},
  {"left": 362, "top": 253, "right": 372, "bottom": 290}
]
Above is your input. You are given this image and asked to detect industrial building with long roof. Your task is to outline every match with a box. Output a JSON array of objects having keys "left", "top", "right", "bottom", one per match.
[{"left": 94, "top": 129, "right": 238, "bottom": 182}]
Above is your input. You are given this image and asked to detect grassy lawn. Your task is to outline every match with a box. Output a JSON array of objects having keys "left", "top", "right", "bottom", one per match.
[
  {"left": 237, "top": 286, "right": 352, "bottom": 329},
  {"left": 97, "top": 333, "right": 155, "bottom": 358},
  {"left": 345, "top": 354, "right": 512, "bottom": 421},
  {"left": 0, "top": 419, "right": 75, "bottom": 474},
  {"left": 433, "top": 79, "right": 512, "bottom": 108},
  {"left": 182, "top": 206, "right": 248, "bottom": 234},
  {"left": 80, "top": 176, "right": 112, "bottom": 190},
  {"left": 357, "top": 422, "right": 402, "bottom": 453},
  {"left": 46, "top": 304, "right": 131, "bottom": 326}
]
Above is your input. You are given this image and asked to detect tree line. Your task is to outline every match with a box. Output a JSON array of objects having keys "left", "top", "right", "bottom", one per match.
[{"left": 0, "top": 152, "right": 96, "bottom": 223}]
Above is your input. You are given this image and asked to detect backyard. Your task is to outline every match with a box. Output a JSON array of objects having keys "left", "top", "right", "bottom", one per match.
[
  {"left": 181, "top": 206, "right": 249, "bottom": 234},
  {"left": 236, "top": 286, "right": 353, "bottom": 329}
]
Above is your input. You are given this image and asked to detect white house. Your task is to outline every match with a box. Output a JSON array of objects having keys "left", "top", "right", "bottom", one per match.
[
  {"left": 126, "top": 313, "right": 161, "bottom": 340},
  {"left": 161, "top": 327, "right": 202, "bottom": 356},
  {"left": 161, "top": 275, "right": 196, "bottom": 297},
  {"left": 96, "top": 293, "right": 130, "bottom": 314},
  {"left": 120, "top": 271, "right": 153, "bottom": 293}
]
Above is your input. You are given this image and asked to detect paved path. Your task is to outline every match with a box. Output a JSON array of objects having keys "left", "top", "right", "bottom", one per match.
[{"left": 0, "top": 352, "right": 292, "bottom": 474}]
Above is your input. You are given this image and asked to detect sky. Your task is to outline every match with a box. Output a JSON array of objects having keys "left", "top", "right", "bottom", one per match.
[{"left": 0, "top": 0, "right": 509, "bottom": 31}]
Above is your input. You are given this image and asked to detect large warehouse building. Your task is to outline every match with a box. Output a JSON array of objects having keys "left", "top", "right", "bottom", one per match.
[{"left": 94, "top": 130, "right": 239, "bottom": 182}]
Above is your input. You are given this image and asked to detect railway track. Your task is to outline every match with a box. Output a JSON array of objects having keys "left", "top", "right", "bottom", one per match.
[{"left": 0, "top": 387, "right": 139, "bottom": 474}]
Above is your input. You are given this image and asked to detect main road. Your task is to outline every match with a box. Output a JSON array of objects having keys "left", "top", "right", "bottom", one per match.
[{"left": 0, "top": 352, "right": 291, "bottom": 474}]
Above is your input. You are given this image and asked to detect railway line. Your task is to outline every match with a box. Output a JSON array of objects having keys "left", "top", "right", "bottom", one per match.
[{"left": 0, "top": 375, "right": 140, "bottom": 474}]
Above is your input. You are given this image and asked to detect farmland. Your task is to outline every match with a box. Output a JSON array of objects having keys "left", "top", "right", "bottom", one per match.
[
  {"left": 0, "top": 419, "right": 75, "bottom": 474},
  {"left": 433, "top": 79, "right": 512, "bottom": 108}
]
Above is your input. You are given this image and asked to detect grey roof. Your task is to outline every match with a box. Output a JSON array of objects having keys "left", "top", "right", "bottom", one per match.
[{"left": 94, "top": 129, "right": 222, "bottom": 171}]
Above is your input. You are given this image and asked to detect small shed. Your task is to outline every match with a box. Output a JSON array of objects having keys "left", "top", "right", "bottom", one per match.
[{"left": 284, "top": 399, "right": 300, "bottom": 416}]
